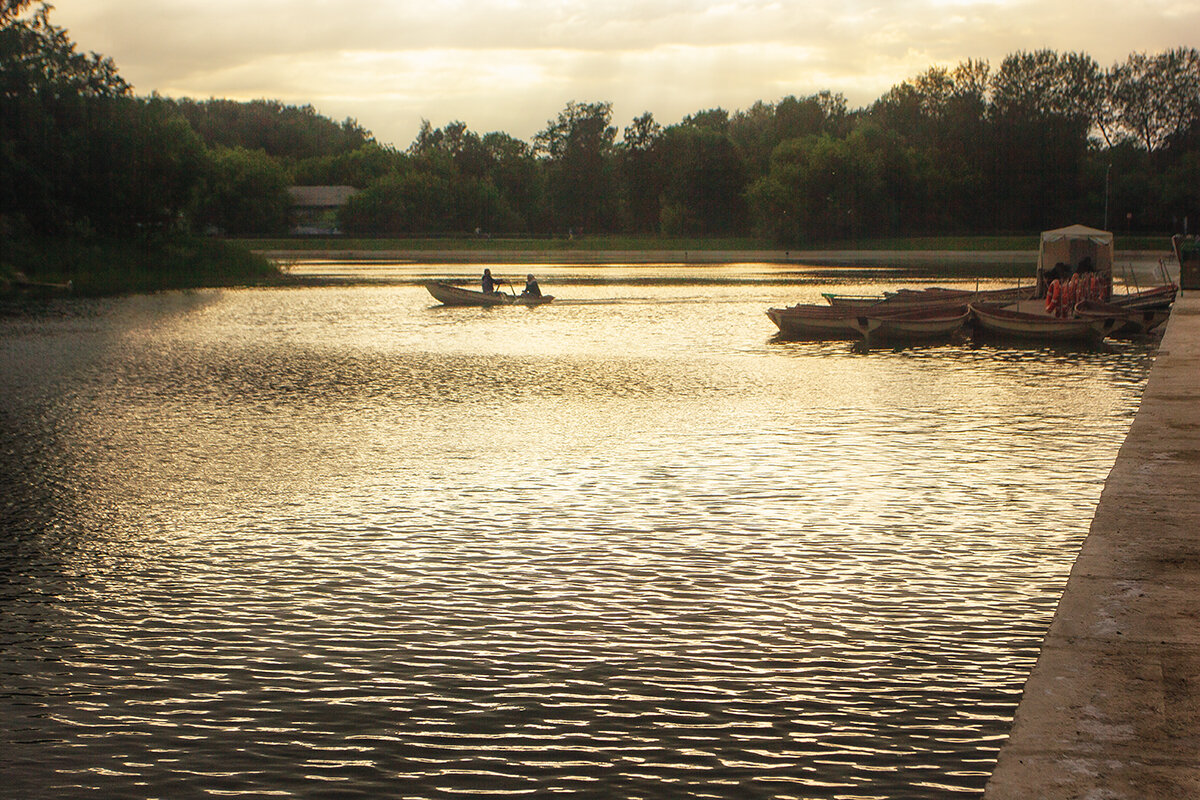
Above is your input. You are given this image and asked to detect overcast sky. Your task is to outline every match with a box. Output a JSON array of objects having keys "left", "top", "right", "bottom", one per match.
[{"left": 49, "top": 0, "right": 1199, "bottom": 148}]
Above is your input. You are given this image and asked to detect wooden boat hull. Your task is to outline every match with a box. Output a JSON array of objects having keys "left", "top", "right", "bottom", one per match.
[
  {"left": 853, "top": 307, "right": 970, "bottom": 341},
  {"left": 821, "top": 293, "right": 886, "bottom": 311},
  {"left": 766, "top": 306, "right": 860, "bottom": 339},
  {"left": 969, "top": 304, "right": 1115, "bottom": 341},
  {"left": 1107, "top": 284, "right": 1178, "bottom": 310},
  {"left": 824, "top": 286, "right": 1033, "bottom": 314},
  {"left": 426, "top": 282, "right": 553, "bottom": 307},
  {"left": 1075, "top": 300, "right": 1170, "bottom": 336}
]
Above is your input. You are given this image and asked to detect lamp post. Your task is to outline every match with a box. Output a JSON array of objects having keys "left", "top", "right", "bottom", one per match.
[{"left": 1104, "top": 163, "right": 1112, "bottom": 230}]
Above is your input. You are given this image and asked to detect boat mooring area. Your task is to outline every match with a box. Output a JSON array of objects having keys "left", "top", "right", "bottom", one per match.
[{"left": 985, "top": 293, "right": 1200, "bottom": 798}]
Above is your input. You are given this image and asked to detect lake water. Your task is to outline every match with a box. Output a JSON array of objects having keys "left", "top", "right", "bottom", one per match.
[{"left": 0, "top": 262, "right": 1157, "bottom": 799}]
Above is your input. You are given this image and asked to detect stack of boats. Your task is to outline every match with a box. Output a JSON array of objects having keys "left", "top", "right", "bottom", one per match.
[{"left": 767, "top": 225, "right": 1179, "bottom": 345}]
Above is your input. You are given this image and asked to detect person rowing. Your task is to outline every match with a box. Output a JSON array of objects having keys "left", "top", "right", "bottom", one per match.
[{"left": 481, "top": 268, "right": 499, "bottom": 294}]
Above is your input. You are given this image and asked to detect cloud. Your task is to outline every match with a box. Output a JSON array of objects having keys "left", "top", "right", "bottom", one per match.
[{"left": 48, "top": 0, "right": 1200, "bottom": 146}]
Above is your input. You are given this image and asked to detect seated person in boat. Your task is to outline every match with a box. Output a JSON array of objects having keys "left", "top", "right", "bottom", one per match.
[
  {"left": 481, "top": 268, "right": 499, "bottom": 293},
  {"left": 521, "top": 273, "right": 542, "bottom": 298},
  {"left": 1047, "top": 262, "right": 1070, "bottom": 282}
]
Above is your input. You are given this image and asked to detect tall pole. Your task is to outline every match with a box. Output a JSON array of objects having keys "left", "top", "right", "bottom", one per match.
[{"left": 1104, "top": 163, "right": 1112, "bottom": 230}]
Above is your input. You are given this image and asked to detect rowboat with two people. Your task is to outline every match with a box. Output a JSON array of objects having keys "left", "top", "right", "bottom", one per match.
[{"left": 426, "top": 270, "right": 554, "bottom": 307}]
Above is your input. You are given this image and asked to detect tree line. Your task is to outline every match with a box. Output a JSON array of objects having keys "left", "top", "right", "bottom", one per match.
[{"left": 3, "top": 0, "right": 1198, "bottom": 249}]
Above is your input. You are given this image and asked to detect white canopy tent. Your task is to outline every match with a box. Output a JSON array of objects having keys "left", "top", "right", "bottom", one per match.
[{"left": 1037, "top": 224, "right": 1114, "bottom": 275}]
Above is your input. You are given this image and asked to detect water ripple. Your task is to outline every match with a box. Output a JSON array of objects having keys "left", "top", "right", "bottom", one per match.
[{"left": 0, "top": 278, "right": 1154, "bottom": 798}]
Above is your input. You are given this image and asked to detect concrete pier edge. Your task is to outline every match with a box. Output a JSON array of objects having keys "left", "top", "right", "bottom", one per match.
[{"left": 984, "top": 293, "right": 1200, "bottom": 798}]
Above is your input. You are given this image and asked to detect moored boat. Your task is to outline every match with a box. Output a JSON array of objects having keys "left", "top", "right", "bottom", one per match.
[
  {"left": 1035, "top": 224, "right": 1114, "bottom": 301},
  {"left": 824, "top": 285, "right": 1033, "bottom": 313},
  {"left": 852, "top": 306, "right": 971, "bottom": 342},
  {"left": 426, "top": 281, "right": 554, "bottom": 307},
  {"left": 821, "top": 292, "right": 886, "bottom": 310},
  {"left": 766, "top": 304, "right": 861, "bottom": 339},
  {"left": 884, "top": 287, "right": 973, "bottom": 302},
  {"left": 969, "top": 303, "right": 1116, "bottom": 342},
  {"left": 1107, "top": 283, "right": 1178, "bottom": 310},
  {"left": 1075, "top": 299, "right": 1170, "bottom": 336}
]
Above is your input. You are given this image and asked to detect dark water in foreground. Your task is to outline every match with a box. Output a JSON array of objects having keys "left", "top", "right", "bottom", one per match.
[{"left": 0, "top": 265, "right": 1156, "bottom": 798}]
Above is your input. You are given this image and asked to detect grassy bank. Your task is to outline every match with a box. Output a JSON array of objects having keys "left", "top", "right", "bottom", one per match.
[{"left": 2, "top": 235, "right": 285, "bottom": 296}]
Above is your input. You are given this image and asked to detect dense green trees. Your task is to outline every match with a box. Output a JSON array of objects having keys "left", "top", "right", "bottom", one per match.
[
  {"left": 533, "top": 101, "right": 619, "bottom": 233},
  {"left": 171, "top": 98, "right": 370, "bottom": 161},
  {"left": 199, "top": 146, "right": 291, "bottom": 236},
  {"left": 346, "top": 54, "right": 1191, "bottom": 244},
  {"left": 2, "top": 0, "right": 1198, "bottom": 252},
  {"left": 3, "top": 0, "right": 133, "bottom": 234}
]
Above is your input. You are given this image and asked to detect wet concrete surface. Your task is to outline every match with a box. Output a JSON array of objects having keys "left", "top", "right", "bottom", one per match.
[{"left": 985, "top": 293, "right": 1200, "bottom": 799}]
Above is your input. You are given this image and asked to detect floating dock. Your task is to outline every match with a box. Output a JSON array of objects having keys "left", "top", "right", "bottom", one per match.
[{"left": 985, "top": 293, "right": 1200, "bottom": 798}]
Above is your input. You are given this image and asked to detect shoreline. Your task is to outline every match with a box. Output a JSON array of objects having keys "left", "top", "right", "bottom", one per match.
[
  {"left": 254, "top": 248, "right": 1173, "bottom": 265},
  {"left": 254, "top": 248, "right": 1040, "bottom": 265},
  {"left": 257, "top": 249, "right": 1178, "bottom": 285}
]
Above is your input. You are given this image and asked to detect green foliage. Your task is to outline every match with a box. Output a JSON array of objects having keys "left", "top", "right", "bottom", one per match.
[
  {"left": 199, "top": 146, "right": 291, "bottom": 236},
  {"left": 75, "top": 96, "right": 209, "bottom": 235},
  {"left": 618, "top": 112, "right": 665, "bottom": 233},
  {"left": 1, "top": 1, "right": 135, "bottom": 232},
  {"left": 482, "top": 132, "right": 542, "bottom": 232},
  {"left": 748, "top": 126, "right": 924, "bottom": 245},
  {"left": 534, "top": 101, "right": 619, "bottom": 231},
  {"left": 339, "top": 171, "right": 454, "bottom": 235},
  {"left": 6, "top": 234, "right": 280, "bottom": 295},
  {"left": 171, "top": 98, "right": 372, "bottom": 160},
  {"left": 730, "top": 93, "right": 849, "bottom": 175},
  {"left": 290, "top": 143, "right": 406, "bottom": 188},
  {"left": 331, "top": 122, "right": 535, "bottom": 235},
  {"left": 2, "top": 82, "right": 205, "bottom": 235},
  {"left": 3, "top": 0, "right": 1198, "bottom": 273},
  {"left": 656, "top": 125, "right": 746, "bottom": 235},
  {"left": 0, "top": 2, "right": 127, "bottom": 99},
  {"left": 1112, "top": 49, "right": 1200, "bottom": 152}
]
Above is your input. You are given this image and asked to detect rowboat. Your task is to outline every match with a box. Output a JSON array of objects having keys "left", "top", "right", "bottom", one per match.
[
  {"left": 884, "top": 287, "right": 974, "bottom": 302},
  {"left": 823, "top": 286, "right": 1033, "bottom": 313},
  {"left": 426, "top": 281, "right": 554, "bottom": 307},
  {"left": 969, "top": 303, "right": 1116, "bottom": 342},
  {"left": 821, "top": 293, "right": 887, "bottom": 310},
  {"left": 1107, "top": 283, "right": 1178, "bottom": 310},
  {"left": 766, "top": 304, "right": 861, "bottom": 339},
  {"left": 1074, "top": 299, "right": 1170, "bottom": 336},
  {"left": 852, "top": 306, "right": 971, "bottom": 342}
]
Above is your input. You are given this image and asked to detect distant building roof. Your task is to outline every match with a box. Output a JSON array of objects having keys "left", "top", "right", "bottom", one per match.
[{"left": 287, "top": 185, "right": 359, "bottom": 208}]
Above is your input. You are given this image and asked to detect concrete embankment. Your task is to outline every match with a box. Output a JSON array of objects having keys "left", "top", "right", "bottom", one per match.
[{"left": 985, "top": 293, "right": 1200, "bottom": 798}]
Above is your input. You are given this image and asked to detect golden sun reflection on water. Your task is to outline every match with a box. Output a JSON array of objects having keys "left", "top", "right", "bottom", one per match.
[{"left": 0, "top": 269, "right": 1155, "bottom": 798}]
